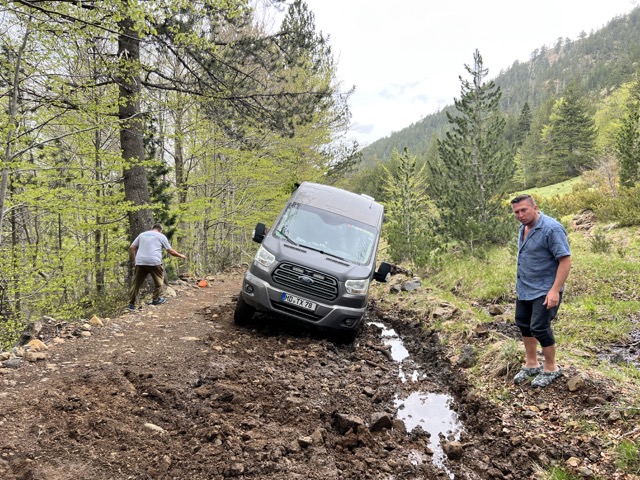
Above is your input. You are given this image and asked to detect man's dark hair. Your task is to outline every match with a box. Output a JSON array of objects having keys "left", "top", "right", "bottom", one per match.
[
  {"left": 510, "top": 194, "right": 535, "bottom": 206},
  {"left": 152, "top": 223, "right": 163, "bottom": 231}
]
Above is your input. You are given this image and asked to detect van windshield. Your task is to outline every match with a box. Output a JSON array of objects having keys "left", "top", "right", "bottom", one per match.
[{"left": 274, "top": 202, "right": 377, "bottom": 265}]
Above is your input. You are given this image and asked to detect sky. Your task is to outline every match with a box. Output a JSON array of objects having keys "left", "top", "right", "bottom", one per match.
[{"left": 298, "top": 0, "right": 639, "bottom": 147}]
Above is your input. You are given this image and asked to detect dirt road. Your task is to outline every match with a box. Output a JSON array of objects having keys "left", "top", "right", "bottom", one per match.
[{"left": 0, "top": 271, "right": 628, "bottom": 479}]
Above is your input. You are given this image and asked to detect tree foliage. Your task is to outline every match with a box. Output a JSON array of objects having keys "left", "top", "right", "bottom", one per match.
[
  {"left": 360, "top": 6, "right": 640, "bottom": 168},
  {"left": 616, "top": 79, "right": 640, "bottom": 187},
  {"left": 513, "top": 97, "right": 555, "bottom": 188},
  {"left": 381, "top": 149, "right": 439, "bottom": 266},
  {"left": 429, "top": 50, "right": 514, "bottom": 248},
  {"left": 0, "top": 0, "right": 350, "bottom": 346},
  {"left": 540, "top": 82, "right": 597, "bottom": 182}
]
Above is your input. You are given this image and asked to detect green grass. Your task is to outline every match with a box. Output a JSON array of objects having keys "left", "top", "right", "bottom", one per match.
[
  {"left": 371, "top": 178, "right": 640, "bottom": 434},
  {"left": 427, "top": 248, "right": 516, "bottom": 303},
  {"left": 519, "top": 177, "right": 581, "bottom": 198},
  {"left": 615, "top": 440, "right": 640, "bottom": 475},
  {"left": 538, "top": 465, "right": 606, "bottom": 480},
  {"left": 541, "top": 467, "right": 580, "bottom": 480},
  {"left": 371, "top": 178, "right": 640, "bottom": 479}
]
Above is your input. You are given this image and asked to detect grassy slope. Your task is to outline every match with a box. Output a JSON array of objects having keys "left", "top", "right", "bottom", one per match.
[
  {"left": 521, "top": 177, "right": 582, "bottom": 198},
  {"left": 370, "top": 181, "right": 640, "bottom": 478}
]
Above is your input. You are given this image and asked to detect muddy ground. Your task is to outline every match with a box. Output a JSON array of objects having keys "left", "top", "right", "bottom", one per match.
[{"left": 0, "top": 269, "right": 635, "bottom": 479}]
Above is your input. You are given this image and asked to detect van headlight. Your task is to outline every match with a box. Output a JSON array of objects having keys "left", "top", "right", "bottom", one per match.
[
  {"left": 254, "top": 245, "right": 275, "bottom": 271},
  {"left": 345, "top": 278, "right": 370, "bottom": 295}
]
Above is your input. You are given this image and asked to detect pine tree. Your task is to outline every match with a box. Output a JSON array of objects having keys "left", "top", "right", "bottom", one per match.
[
  {"left": 516, "top": 102, "right": 532, "bottom": 146},
  {"left": 541, "top": 82, "right": 597, "bottom": 182},
  {"left": 513, "top": 97, "right": 556, "bottom": 188},
  {"left": 430, "top": 50, "right": 513, "bottom": 248},
  {"left": 616, "top": 81, "right": 640, "bottom": 187},
  {"left": 382, "top": 149, "right": 439, "bottom": 266}
]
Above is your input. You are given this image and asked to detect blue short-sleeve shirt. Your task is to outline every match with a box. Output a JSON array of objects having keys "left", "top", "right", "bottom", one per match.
[{"left": 516, "top": 213, "right": 571, "bottom": 300}]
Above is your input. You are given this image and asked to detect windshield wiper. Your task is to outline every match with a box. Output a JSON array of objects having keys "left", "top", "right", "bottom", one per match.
[
  {"left": 276, "top": 229, "right": 298, "bottom": 246},
  {"left": 298, "top": 244, "right": 348, "bottom": 262}
]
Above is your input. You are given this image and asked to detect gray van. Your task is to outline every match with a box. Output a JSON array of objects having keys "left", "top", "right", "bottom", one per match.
[{"left": 235, "top": 182, "right": 391, "bottom": 340}]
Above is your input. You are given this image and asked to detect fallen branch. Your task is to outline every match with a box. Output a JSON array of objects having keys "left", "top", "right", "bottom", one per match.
[
  {"left": 353, "top": 355, "right": 390, "bottom": 371},
  {"left": 365, "top": 342, "right": 393, "bottom": 361}
]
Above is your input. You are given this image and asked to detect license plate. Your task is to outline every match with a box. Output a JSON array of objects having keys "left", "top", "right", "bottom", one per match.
[{"left": 281, "top": 292, "right": 317, "bottom": 311}]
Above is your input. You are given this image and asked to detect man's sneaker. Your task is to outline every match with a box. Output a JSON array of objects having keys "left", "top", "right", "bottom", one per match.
[
  {"left": 151, "top": 297, "right": 167, "bottom": 305},
  {"left": 127, "top": 303, "right": 136, "bottom": 311},
  {"left": 531, "top": 368, "right": 563, "bottom": 388},
  {"left": 513, "top": 365, "right": 542, "bottom": 385}
]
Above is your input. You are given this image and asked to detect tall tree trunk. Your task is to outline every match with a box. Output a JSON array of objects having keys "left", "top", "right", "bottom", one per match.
[
  {"left": 0, "top": 27, "right": 30, "bottom": 245},
  {"left": 174, "top": 106, "right": 187, "bottom": 205},
  {"left": 95, "top": 130, "right": 105, "bottom": 294},
  {"left": 118, "top": 11, "right": 152, "bottom": 243},
  {"left": 10, "top": 190, "right": 20, "bottom": 317}
]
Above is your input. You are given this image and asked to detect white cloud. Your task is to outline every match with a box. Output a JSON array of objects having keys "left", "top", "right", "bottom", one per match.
[{"left": 302, "top": 0, "right": 638, "bottom": 146}]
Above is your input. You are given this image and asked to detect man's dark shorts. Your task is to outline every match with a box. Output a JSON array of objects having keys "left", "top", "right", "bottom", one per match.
[{"left": 515, "top": 293, "right": 562, "bottom": 348}]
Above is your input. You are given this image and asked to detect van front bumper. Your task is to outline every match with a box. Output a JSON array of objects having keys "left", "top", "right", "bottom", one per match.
[{"left": 240, "top": 271, "right": 366, "bottom": 331}]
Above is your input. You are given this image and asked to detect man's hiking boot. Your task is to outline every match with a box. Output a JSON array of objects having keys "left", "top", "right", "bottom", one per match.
[
  {"left": 151, "top": 297, "right": 167, "bottom": 305},
  {"left": 513, "top": 365, "right": 542, "bottom": 385},
  {"left": 531, "top": 368, "right": 563, "bottom": 388}
]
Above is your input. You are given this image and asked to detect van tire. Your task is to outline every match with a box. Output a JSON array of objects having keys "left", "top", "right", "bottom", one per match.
[
  {"left": 234, "top": 294, "right": 256, "bottom": 325},
  {"left": 335, "top": 321, "right": 362, "bottom": 344}
]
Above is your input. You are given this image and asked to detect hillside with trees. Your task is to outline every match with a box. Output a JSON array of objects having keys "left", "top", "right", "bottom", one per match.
[
  {"left": 359, "top": 6, "right": 640, "bottom": 168},
  {"left": 347, "top": 6, "right": 640, "bottom": 268}
]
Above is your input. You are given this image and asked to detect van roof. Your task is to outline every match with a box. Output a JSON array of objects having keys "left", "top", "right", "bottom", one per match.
[{"left": 292, "top": 182, "right": 383, "bottom": 228}]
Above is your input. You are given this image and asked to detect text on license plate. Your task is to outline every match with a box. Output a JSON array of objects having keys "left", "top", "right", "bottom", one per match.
[{"left": 281, "top": 293, "right": 317, "bottom": 311}]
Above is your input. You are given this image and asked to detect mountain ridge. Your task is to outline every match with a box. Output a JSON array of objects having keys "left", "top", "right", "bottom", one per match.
[{"left": 359, "top": 6, "right": 640, "bottom": 166}]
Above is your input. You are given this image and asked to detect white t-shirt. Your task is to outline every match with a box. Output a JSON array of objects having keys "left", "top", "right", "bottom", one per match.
[{"left": 132, "top": 230, "right": 171, "bottom": 266}]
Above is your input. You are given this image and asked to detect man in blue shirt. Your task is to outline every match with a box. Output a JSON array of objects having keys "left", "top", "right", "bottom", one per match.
[
  {"left": 128, "top": 223, "right": 187, "bottom": 311},
  {"left": 511, "top": 194, "right": 571, "bottom": 388}
]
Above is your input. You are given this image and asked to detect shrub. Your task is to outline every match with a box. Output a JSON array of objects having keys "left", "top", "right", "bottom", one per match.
[
  {"left": 0, "top": 318, "right": 25, "bottom": 351},
  {"left": 540, "top": 185, "right": 609, "bottom": 218},
  {"left": 596, "top": 186, "right": 640, "bottom": 226},
  {"left": 590, "top": 233, "right": 612, "bottom": 253}
]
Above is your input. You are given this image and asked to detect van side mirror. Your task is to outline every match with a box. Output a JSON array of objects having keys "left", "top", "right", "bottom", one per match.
[
  {"left": 252, "top": 223, "right": 267, "bottom": 243},
  {"left": 373, "top": 262, "right": 392, "bottom": 282}
]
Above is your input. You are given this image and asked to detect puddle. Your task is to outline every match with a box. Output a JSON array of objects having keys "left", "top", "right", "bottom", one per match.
[
  {"left": 369, "top": 322, "right": 464, "bottom": 479},
  {"left": 370, "top": 321, "right": 409, "bottom": 361},
  {"left": 598, "top": 328, "right": 640, "bottom": 368},
  {"left": 369, "top": 321, "right": 418, "bottom": 383},
  {"left": 395, "top": 392, "right": 462, "bottom": 477}
]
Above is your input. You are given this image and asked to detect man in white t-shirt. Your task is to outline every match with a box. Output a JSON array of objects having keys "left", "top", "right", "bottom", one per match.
[{"left": 128, "top": 223, "right": 186, "bottom": 310}]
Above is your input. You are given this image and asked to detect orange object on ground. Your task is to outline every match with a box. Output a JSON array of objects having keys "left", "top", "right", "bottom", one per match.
[{"left": 198, "top": 279, "right": 208, "bottom": 288}]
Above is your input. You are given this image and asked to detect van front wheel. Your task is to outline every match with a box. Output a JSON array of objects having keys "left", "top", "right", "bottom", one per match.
[
  {"left": 234, "top": 294, "right": 256, "bottom": 326},
  {"left": 335, "top": 321, "right": 362, "bottom": 344}
]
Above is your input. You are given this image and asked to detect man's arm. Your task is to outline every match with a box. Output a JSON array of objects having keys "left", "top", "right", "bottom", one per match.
[
  {"left": 129, "top": 244, "right": 137, "bottom": 263},
  {"left": 544, "top": 255, "right": 571, "bottom": 309},
  {"left": 167, "top": 248, "right": 187, "bottom": 260}
]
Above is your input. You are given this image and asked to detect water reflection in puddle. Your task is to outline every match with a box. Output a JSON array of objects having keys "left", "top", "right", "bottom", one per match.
[
  {"left": 369, "top": 322, "right": 417, "bottom": 383},
  {"left": 371, "top": 321, "right": 409, "bottom": 361},
  {"left": 369, "top": 321, "right": 463, "bottom": 479},
  {"left": 395, "top": 392, "right": 462, "bottom": 477}
]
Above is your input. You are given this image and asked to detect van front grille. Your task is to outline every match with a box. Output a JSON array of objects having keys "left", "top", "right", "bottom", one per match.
[{"left": 272, "top": 263, "right": 339, "bottom": 300}]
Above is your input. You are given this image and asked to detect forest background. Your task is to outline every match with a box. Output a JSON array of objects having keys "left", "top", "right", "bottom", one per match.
[{"left": 1, "top": 0, "right": 640, "bottom": 353}]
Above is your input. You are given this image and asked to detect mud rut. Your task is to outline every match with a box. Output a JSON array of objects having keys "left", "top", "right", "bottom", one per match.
[{"left": 0, "top": 277, "right": 578, "bottom": 480}]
